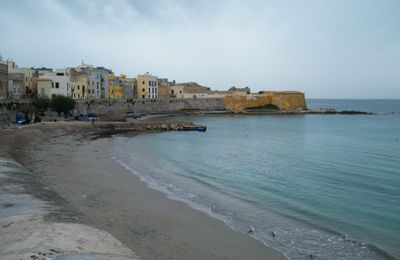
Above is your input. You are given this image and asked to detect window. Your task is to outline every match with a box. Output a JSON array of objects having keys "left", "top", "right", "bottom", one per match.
[
  {"left": 148, "top": 88, "right": 150, "bottom": 93},
  {"left": 142, "top": 95, "right": 145, "bottom": 98},
  {"left": 142, "top": 88, "right": 145, "bottom": 92},
  {"left": 142, "top": 81, "right": 145, "bottom": 85},
  {"left": 55, "top": 82, "right": 59, "bottom": 88},
  {"left": 56, "top": 73, "right": 64, "bottom": 76},
  {"left": 180, "top": 90, "right": 182, "bottom": 93},
  {"left": 77, "top": 85, "right": 80, "bottom": 90},
  {"left": 52, "top": 82, "right": 54, "bottom": 88}
]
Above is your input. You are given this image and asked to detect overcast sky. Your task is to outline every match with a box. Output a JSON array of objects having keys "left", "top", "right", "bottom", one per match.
[{"left": 1, "top": 0, "right": 399, "bottom": 98}]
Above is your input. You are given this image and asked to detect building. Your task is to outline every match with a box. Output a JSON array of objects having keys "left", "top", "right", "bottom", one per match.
[
  {"left": 72, "top": 76, "right": 87, "bottom": 99},
  {"left": 158, "top": 78, "right": 175, "bottom": 86},
  {"left": 0, "top": 60, "right": 17, "bottom": 70},
  {"left": 37, "top": 68, "right": 72, "bottom": 98},
  {"left": 0, "top": 61, "right": 35, "bottom": 99},
  {"left": 9, "top": 67, "right": 34, "bottom": 98},
  {"left": 136, "top": 73, "right": 158, "bottom": 99},
  {"left": 76, "top": 63, "right": 110, "bottom": 99},
  {"left": 168, "top": 85, "right": 185, "bottom": 98},
  {"left": 120, "top": 74, "right": 135, "bottom": 100},
  {"left": 159, "top": 84, "right": 184, "bottom": 98},
  {"left": 158, "top": 77, "right": 178, "bottom": 98},
  {"left": 37, "top": 78, "right": 52, "bottom": 98},
  {"left": 0, "top": 63, "right": 8, "bottom": 99},
  {"left": 108, "top": 72, "right": 123, "bottom": 100},
  {"left": 8, "top": 72, "right": 24, "bottom": 99},
  {"left": 70, "top": 68, "right": 87, "bottom": 99}
]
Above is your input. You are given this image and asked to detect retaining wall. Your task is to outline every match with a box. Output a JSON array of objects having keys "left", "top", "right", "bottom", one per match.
[{"left": 74, "top": 98, "right": 225, "bottom": 115}]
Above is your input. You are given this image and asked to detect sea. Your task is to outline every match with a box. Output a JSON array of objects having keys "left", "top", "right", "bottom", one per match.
[{"left": 113, "top": 99, "right": 400, "bottom": 259}]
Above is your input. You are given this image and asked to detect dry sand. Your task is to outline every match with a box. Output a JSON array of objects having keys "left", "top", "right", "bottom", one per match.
[{"left": 1, "top": 122, "right": 287, "bottom": 260}]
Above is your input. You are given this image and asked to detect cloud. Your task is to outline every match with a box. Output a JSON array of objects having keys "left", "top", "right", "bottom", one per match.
[{"left": 1, "top": 0, "right": 399, "bottom": 98}]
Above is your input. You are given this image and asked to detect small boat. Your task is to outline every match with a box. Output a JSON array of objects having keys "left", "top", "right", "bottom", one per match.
[{"left": 196, "top": 126, "right": 207, "bottom": 132}]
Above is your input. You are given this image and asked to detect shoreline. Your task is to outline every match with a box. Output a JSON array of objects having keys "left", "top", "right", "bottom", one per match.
[
  {"left": 0, "top": 123, "right": 137, "bottom": 259},
  {"left": 0, "top": 122, "right": 287, "bottom": 259}
]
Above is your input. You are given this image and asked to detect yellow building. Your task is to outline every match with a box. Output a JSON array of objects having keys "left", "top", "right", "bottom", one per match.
[
  {"left": 136, "top": 73, "right": 158, "bottom": 99},
  {"left": 71, "top": 76, "right": 87, "bottom": 99},
  {"left": 37, "top": 78, "right": 51, "bottom": 98},
  {"left": 108, "top": 72, "right": 123, "bottom": 99}
]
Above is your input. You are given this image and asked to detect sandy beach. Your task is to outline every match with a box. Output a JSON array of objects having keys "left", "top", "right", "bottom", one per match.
[{"left": 0, "top": 122, "right": 287, "bottom": 259}]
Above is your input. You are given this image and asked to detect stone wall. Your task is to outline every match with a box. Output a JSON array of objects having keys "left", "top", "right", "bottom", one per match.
[
  {"left": 74, "top": 98, "right": 225, "bottom": 115},
  {"left": 224, "top": 92, "right": 307, "bottom": 112}
]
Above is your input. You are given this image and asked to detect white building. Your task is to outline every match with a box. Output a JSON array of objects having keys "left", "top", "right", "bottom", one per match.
[{"left": 38, "top": 68, "right": 72, "bottom": 98}]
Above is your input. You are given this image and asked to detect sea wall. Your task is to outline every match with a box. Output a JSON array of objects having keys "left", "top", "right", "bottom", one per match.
[
  {"left": 0, "top": 92, "right": 307, "bottom": 126},
  {"left": 74, "top": 98, "right": 225, "bottom": 115},
  {"left": 224, "top": 92, "right": 307, "bottom": 112}
]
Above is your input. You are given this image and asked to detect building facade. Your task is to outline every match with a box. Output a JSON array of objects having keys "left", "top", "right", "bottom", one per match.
[
  {"left": 8, "top": 72, "right": 24, "bottom": 99},
  {"left": 122, "top": 80, "right": 135, "bottom": 99},
  {"left": 136, "top": 73, "right": 158, "bottom": 99},
  {"left": 71, "top": 76, "right": 87, "bottom": 99},
  {"left": 120, "top": 75, "right": 135, "bottom": 100},
  {"left": 108, "top": 72, "right": 123, "bottom": 99},
  {"left": 0, "top": 63, "right": 8, "bottom": 99},
  {"left": 76, "top": 64, "right": 110, "bottom": 99},
  {"left": 9, "top": 67, "right": 34, "bottom": 98},
  {"left": 37, "top": 78, "right": 52, "bottom": 98},
  {"left": 0, "top": 61, "right": 35, "bottom": 99},
  {"left": 37, "top": 69, "right": 72, "bottom": 98}
]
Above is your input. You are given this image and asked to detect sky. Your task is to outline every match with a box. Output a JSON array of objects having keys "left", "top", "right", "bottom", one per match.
[{"left": 0, "top": 0, "right": 399, "bottom": 98}]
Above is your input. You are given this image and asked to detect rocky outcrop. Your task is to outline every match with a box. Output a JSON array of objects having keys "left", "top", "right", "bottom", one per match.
[{"left": 223, "top": 91, "right": 307, "bottom": 113}]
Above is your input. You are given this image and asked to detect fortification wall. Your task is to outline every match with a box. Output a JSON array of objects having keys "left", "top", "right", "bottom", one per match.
[
  {"left": 74, "top": 98, "right": 225, "bottom": 115},
  {"left": 224, "top": 92, "right": 307, "bottom": 112}
]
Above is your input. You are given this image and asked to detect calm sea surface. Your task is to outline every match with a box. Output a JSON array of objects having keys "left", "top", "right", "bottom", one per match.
[{"left": 114, "top": 99, "right": 400, "bottom": 259}]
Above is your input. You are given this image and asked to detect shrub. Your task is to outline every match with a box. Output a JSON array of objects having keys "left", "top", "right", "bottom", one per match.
[
  {"left": 32, "top": 97, "right": 50, "bottom": 113},
  {"left": 50, "top": 95, "right": 76, "bottom": 116}
]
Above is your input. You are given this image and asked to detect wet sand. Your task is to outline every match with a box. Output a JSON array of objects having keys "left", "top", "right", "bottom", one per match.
[{"left": 1, "top": 122, "right": 287, "bottom": 260}]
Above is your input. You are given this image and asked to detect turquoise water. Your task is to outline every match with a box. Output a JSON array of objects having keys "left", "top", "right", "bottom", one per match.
[{"left": 115, "top": 100, "right": 400, "bottom": 259}]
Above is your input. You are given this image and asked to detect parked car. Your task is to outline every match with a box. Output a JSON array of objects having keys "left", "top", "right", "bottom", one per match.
[
  {"left": 78, "top": 113, "right": 98, "bottom": 121},
  {"left": 15, "top": 112, "right": 26, "bottom": 124}
]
